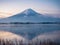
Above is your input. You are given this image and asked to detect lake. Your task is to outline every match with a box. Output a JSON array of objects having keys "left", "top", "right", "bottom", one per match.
[{"left": 0, "top": 24, "right": 60, "bottom": 39}]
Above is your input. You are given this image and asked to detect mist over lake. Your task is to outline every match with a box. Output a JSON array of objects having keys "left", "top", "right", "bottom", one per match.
[{"left": 0, "top": 24, "right": 60, "bottom": 39}]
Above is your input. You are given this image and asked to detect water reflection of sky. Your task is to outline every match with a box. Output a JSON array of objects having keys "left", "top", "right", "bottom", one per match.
[{"left": 0, "top": 24, "right": 60, "bottom": 39}]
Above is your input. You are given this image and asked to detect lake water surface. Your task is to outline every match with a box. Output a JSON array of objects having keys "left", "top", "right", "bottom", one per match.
[{"left": 0, "top": 24, "right": 60, "bottom": 39}]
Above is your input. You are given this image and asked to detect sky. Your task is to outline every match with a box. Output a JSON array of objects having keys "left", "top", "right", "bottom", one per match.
[{"left": 0, "top": 0, "right": 60, "bottom": 18}]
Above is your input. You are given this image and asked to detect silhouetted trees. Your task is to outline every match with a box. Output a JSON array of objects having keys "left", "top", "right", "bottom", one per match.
[
  {"left": 0, "top": 38, "right": 60, "bottom": 45},
  {"left": 0, "top": 22, "right": 60, "bottom": 24}
]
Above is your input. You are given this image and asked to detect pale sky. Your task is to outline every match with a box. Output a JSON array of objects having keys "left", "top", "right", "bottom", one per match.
[{"left": 0, "top": 0, "right": 60, "bottom": 18}]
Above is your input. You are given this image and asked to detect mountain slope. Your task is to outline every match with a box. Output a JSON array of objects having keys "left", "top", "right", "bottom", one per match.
[{"left": 0, "top": 8, "right": 60, "bottom": 23}]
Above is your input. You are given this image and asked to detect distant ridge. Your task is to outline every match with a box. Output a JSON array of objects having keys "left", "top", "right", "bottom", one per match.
[{"left": 0, "top": 8, "right": 60, "bottom": 23}]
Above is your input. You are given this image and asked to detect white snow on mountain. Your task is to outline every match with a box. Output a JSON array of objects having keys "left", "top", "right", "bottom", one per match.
[{"left": 22, "top": 8, "right": 39, "bottom": 15}]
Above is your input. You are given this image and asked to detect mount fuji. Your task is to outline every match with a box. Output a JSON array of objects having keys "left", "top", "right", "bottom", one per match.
[{"left": 0, "top": 8, "right": 60, "bottom": 23}]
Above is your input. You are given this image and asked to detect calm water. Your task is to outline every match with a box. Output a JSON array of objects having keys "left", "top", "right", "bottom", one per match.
[{"left": 0, "top": 24, "right": 60, "bottom": 39}]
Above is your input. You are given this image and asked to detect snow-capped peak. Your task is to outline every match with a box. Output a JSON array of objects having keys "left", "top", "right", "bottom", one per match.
[{"left": 22, "top": 8, "right": 38, "bottom": 16}]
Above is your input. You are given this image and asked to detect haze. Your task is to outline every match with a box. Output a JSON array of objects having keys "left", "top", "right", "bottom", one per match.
[{"left": 0, "top": 0, "right": 60, "bottom": 18}]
